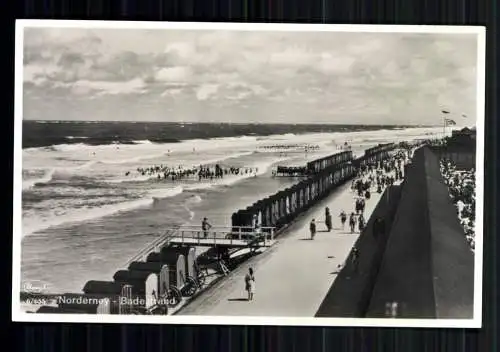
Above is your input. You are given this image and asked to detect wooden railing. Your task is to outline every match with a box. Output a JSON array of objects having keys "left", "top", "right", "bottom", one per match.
[
  {"left": 170, "top": 226, "right": 276, "bottom": 247},
  {"left": 123, "top": 226, "right": 181, "bottom": 267},
  {"left": 123, "top": 225, "right": 275, "bottom": 267}
]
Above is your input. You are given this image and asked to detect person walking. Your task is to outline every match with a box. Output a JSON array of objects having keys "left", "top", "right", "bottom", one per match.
[
  {"left": 349, "top": 212, "right": 356, "bottom": 233},
  {"left": 245, "top": 268, "right": 255, "bottom": 301},
  {"left": 325, "top": 207, "right": 332, "bottom": 232},
  {"left": 339, "top": 210, "right": 347, "bottom": 231},
  {"left": 310, "top": 219, "right": 317, "bottom": 239},
  {"left": 202, "top": 217, "right": 212, "bottom": 239}
]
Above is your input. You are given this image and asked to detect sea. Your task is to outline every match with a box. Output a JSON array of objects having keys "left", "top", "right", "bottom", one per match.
[{"left": 20, "top": 121, "right": 443, "bottom": 294}]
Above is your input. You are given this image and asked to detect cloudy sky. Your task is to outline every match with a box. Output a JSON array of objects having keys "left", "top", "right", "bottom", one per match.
[{"left": 22, "top": 26, "right": 478, "bottom": 125}]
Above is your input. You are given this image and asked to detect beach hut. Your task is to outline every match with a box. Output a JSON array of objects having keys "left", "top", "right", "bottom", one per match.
[
  {"left": 285, "top": 190, "right": 291, "bottom": 216},
  {"left": 147, "top": 249, "right": 194, "bottom": 297},
  {"left": 144, "top": 273, "right": 158, "bottom": 310},
  {"left": 162, "top": 246, "right": 196, "bottom": 279},
  {"left": 231, "top": 210, "right": 241, "bottom": 231},
  {"left": 113, "top": 269, "right": 158, "bottom": 296},
  {"left": 125, "top": 261, "right": 175, "bottom": 310},
  {"left": 83, "top": 280, "right": 124, "bottom": 296},
  {"left": 128, "top": 260, "right": 165, "bottom": 274}
]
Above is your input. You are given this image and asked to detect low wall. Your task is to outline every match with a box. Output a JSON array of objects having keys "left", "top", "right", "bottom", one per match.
[
  {"left": 366, "top": 147, "right": 474, "bottom": 319},
  {"left": 315, "top": 184, "right": 403, "bottom": 318},
  {"left": 429, "top": 146, "right": 476, "bottom": 170}
]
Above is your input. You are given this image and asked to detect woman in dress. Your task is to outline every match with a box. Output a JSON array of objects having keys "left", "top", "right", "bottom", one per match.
[
  {"left": 325, "top": 207, "right": 332, "bottom": 232},
  {"left": 245, "top": 268, "right": 255, "bottom": 301}
]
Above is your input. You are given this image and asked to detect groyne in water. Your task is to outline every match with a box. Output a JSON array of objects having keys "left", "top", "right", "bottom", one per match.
[{"left": 28, "top": 143, "right": 397, "bottom": 315}]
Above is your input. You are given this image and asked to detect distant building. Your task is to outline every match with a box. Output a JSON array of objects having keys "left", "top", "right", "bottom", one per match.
[{"left": 449, "top": 127, "right": 476, "bottom": 147}]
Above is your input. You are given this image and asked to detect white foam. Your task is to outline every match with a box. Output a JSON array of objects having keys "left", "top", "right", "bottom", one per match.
[
  {"left": 22, "top": 185, "right": 184, "bottom": 237},
  {"left": 21, "top": 127, "right": 443, "bottom": 237}
]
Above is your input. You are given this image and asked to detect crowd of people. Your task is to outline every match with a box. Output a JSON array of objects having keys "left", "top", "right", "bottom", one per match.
[
  {"left": 128, "top": 164, "right": 259, "bottom": 181},
  {"left": 334, "top": 141, "right": 353, "bottom": 150},
  {"left": 258, "top": 144, "right": 320, "bottom": 151},
  {"left": 440, "top": 160, "right": 476, "bottom": 250},
  {"left": 308, "top": 148, "right": 411, "bottom": 239}
]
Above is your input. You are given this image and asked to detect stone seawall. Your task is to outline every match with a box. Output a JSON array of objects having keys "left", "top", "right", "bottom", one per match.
[
  {"left": 366, "top": 147, "right": 474, "bottom": 319},
  {"left": 429, "top": 145, "right": 476, "bottom": 170},
  {"left": 315, "top": 184, "right": 403, "bottom": 317}
]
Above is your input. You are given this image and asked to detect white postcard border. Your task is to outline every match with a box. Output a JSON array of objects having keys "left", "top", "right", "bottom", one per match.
[{"left": 12, "top": 20, "right": 486, "bottom": 329}]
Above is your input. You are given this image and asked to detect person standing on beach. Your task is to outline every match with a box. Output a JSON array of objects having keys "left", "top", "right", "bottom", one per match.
[
  {"left": 245, "top": 268, "right": 255, "bottom": 301},
  {"left": 339, "top": 211, "right": 347, "bottom": 230},
  {"left": 325, "top": 207, "right": 332, "bottom": 232},
  {"left": 202, "top": 217, "right": 212, "bottom": 239},
  {"left": 310, "top": 219, "right": 317, "bottom": 239}
]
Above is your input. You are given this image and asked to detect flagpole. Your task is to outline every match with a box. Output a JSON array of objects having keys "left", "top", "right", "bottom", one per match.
[{"left": 442, "top": 114, "right": 445, "bottom": 140}]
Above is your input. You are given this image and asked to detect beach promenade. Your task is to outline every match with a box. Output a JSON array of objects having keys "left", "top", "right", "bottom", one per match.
[{"left": 178, "top": 177, "right": 386, "bottom": 317}]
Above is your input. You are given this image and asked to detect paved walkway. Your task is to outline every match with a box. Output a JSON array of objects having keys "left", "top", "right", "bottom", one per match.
[{"left": 179, "top": 175, "right": 387, "bottom": 317}]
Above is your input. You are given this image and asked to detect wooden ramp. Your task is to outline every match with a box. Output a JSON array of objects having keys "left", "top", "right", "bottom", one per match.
[
  {"left": 123, "top": 225, "right": 277, "bottom": 267},
  {"left": 168, "top": 237, "right": 276, "bottom": 248}
]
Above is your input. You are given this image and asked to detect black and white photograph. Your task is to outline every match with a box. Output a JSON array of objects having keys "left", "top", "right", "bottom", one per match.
[{"left": 13, "top": 21, "right": 485, "bottom": 328}]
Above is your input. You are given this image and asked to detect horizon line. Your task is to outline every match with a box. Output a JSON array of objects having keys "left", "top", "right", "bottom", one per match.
[{"left": 23, "top": 119, "right": 440, "bottom": 127}]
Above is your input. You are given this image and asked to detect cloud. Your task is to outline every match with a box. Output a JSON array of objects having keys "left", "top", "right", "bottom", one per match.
[
  {"left": 196, "top": 84, "right": 219, "bottom": 101},
  {"left": 155, "top": 66, "right": 192, "bottom": 82},
  {"left": 21, "top": 27, "right": 479, "bottom": 124}
]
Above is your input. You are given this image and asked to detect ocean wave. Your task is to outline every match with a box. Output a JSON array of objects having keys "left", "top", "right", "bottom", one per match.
[
  {"left": 22, "top": 161, "right": 99, "bottom": 190},
  {"left": 22, "top": 186, "right": 185, "bottom": 237},
  {"left": 65, "top": 136, "right": 89, "bottom": 140},
  {"left": 186, "top": 194, "right": 203, "bottom": 203}
]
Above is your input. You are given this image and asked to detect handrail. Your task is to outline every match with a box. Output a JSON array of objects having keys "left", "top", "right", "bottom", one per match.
[
  {"left": 177, "top": 225, "right": 275, "bottom": 230},
  {"left": 123, "top": 226, "right": 181, "bottom": 267},
  {"left": 122, "top": 225, "right": 276, "bottom": 268},
  {"left": 172, "top": 228, "right": 275, "bottom": 247},
  {"left": 172, "top": 228, "right": 275, "bottom": 241}
]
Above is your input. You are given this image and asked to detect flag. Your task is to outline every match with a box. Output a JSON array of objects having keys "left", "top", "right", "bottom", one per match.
[
  {"left": 444, "top": 118, "right": 456, "bottom": 126},
  {"left": 441, "top": 110, "right": 450, "bottom": 114}
]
